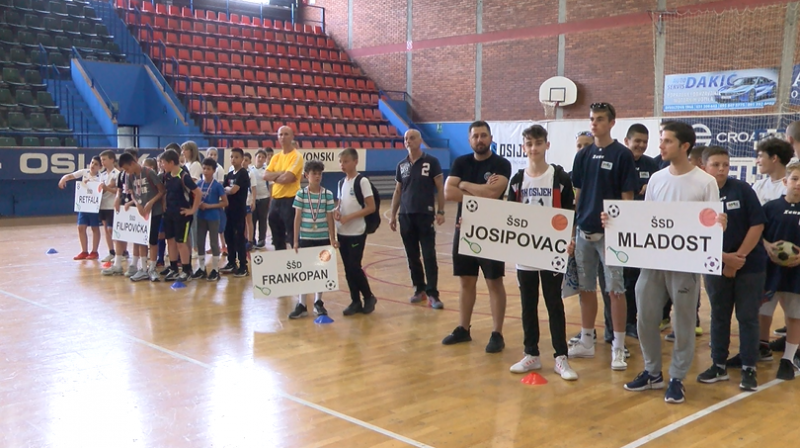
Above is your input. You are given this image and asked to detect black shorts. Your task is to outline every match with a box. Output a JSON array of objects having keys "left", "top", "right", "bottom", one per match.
[
  {"left": 148, "top": 214, "right": 163, "bottom": 246},
  {"left": 452, "top": 253, "right": 505, "bottom": 280},
  {"left": 99, "top": 209, "right": 114, "bottom": 226},
  {"left": 163, "top": 214, "right": 193, "bottom": 243},
  {"left": 299, "top": 238, "right": 330, "bottom": 248}
]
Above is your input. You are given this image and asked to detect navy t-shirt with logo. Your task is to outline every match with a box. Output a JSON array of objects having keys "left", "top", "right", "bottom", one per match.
[
  {"left": 719, "top": 178, "right": 766, "bottom": 274},
  {"left": 572, "top": 140, "right": 638, "bottom": 233},
  {"left": 163, "top": 168, "right": 197, "bottom": 216},
  {"left": 449, "top": 152, "right": 511, "bottom": 221},
  {"left": 396, "top": 152, "right": 443, "bottom": 215},
  {"left": 634, "top": 155, "right": 660, "bottom": 201},
  {"left": 764, "top": 196, "right": 800, "bottom": 294}
]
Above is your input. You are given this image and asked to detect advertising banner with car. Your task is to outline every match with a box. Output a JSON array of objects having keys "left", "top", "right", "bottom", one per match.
[{"left": 664, "top": 68, "right": 778, "bottom": 112}]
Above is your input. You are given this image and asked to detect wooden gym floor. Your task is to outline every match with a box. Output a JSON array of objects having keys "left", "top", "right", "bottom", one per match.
[{"left": 0, "top": 202, "right": 798, "bottom": 448}]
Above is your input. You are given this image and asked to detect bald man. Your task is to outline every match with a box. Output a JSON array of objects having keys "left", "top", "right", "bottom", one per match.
[
  {"left": 389, "top": 130, "right": 446, "bottom": 309},
  {"left": 263, "top": 126, "right": 304, "bottom": 250}
]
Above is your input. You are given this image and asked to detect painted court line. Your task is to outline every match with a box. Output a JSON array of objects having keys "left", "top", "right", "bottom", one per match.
[
  {"left": 619, "top": 378, "right": 783, "bottom": 448},
  {"left": 0, "top": 288, "right": 435, "bottom": 448}
]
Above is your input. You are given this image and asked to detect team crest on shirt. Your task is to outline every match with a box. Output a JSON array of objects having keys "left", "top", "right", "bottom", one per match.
[
  {"left": 725, "top": 200, "right": 740, "bottom": 210},
  {"left": 601, "top": 161, "right": 613, "bottom": 170},
  {"left": 400, "top": 163, "right": 411, "bottom": 178},
  {"left": 484, "top": 172, "right": 493, "bottom": 181},
  {"left": 639, "top": 171, "right": 650, "bottom": 178}
]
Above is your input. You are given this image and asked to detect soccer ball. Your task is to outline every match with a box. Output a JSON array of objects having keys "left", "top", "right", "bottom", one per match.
[
  {"left": 551, "top": 256, "right": 566, "bottom": 271},
  {"left": 773, "top": 241, "right": 800, "bottom": 267},
  {"left": 325, "top": 279, "right": 337, "bottom": 291},
  {"left": 465, "top": 200, "right": 478, "bottom": 212},
  {"left": 607, "top": 204, "right": 620, "bottom": 218},
  {"left": 253, "top": 255, "right": 263, "bottom": 265},
  {"left": 704, "top": 257, "right": 720, "bottom": 273}
]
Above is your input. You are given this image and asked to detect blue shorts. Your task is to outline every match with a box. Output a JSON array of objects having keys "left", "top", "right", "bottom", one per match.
[
  {"left": 219, "top": 211, "right": 227, "bottom": 233},
  {"left": 77, "top": 212, "right": 100, "bottom": 227},
  {"left": 246, "top": 205, "right": 252, "bottom": 214}
]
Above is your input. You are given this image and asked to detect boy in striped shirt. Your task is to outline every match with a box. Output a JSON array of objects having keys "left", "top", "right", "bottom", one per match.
[{"left": 289, "top": 160, "right": 337, "bottom": 319}]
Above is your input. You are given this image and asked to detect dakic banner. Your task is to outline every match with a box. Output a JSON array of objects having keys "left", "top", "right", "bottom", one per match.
[
  {"left": 251, "top": 246, "right": 339, "bottom": 298},
  {"left": 487, "top": 121, "right": 536, "bottom": 173},
  {"left": 113, "top": 206, "right": 151, "bottom": 246},
  {"left": 664, "top": 68, "right": 778, "bottom": 112},
  {"left": 603, "top": 200, "right": 724, "bottom": 275},
  {"left": 74, "top": 181, "right": 102, "bottom": 213},
  {"left": 457, "top": 197, "right": 574, "bottom": 273}
]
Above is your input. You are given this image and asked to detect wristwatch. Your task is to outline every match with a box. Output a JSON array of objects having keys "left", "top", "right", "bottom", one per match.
[{"left": 437, "top": 210, "right": 445, "bottom": 216}]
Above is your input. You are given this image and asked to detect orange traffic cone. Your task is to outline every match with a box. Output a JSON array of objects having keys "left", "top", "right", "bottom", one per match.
[{"left": 520, "top": 372, "right": 548, "bottom": 385}]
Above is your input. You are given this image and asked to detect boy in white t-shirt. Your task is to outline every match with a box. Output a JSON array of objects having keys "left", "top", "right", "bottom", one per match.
[
  {"left": 335, "top": 148, "right": 377, "bottom": 316},
  {"left": 252, "top": 149, "right": 272, "bottom": 250},
  {"left": 205, "top": 147, "right": 227, "bottom": 256},
  {"left": 58, "top": 156, "right": 103, "bottom": 260},
  {"left": 506, "top": 125, "right": 578, "bottom": 381},
  {"left": 98, "top": 150, "right": 120, "bottom": 264},
  {"left": 243, "top": 152, "right": 256, "bottom": 252},
  {"left": 623, "top": 122, "right": 726, "bottom": 404}
]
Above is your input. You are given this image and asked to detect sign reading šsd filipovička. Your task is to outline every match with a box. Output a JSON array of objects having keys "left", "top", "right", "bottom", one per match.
[
  {"left": 457, "top": 196, "right": 574, "bottom": 273},
  {"left": 603, "top": 200, "right": 723, "bottom": 275}
]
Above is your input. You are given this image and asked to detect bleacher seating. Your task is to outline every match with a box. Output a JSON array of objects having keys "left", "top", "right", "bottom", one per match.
[{"left": 116, "top": 0, "right": 403, "bottom": 149}]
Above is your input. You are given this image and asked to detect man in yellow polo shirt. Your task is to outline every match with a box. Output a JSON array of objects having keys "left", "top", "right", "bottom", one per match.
[{"left": 264, "top": 126, "right": 304, "bottom": 250}]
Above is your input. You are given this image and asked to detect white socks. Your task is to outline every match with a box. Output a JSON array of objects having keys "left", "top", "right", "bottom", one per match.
[
  {"left": 783, "top": 342, "right": 798, "bottom": 362},
  {"left": 581, "top": 328, "right": 594, "bottom": 347},
  {"left": 132, "top": 256, "right": 140, "bottom": 270},
  {"left": 211, "top": 255, "right": 219, "bottom": 270},
  {"left": 613, "top": 331, "right": 625, "bottom": 351},
  {"left": 113, "top": 254, "right": 124, "bottom": 268}
]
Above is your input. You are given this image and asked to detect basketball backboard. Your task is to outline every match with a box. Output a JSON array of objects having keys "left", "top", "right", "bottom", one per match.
[{"left": 539, "top": 76, "right": 578, "bottom": 106}]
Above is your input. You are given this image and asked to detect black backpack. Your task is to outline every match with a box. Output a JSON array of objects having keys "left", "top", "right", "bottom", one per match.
[{"left": 338, "top": 174, "right": 381, "bottom": 234}]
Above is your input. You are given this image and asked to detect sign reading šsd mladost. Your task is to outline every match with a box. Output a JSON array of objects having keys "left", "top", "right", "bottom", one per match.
[
  {"left": 458, "top": 197, "right": 574, "bottom": 273},
  {"left": 113, "top": 206, "right": 151, "bottom": 246},
  {"left": 603, "top": 200, "right": 723, "bottom": 275},
  {"left": 74, "top": 181, "right": 102, "bottom": 213},
  {"left": 251, "top": 246, "right": 339, "bottom": 298},
  {"left": 664, "top": 68, "right": 778, "bottom": 112}
]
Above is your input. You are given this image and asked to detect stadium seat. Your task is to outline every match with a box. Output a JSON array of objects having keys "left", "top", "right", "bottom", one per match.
[
  {"left": 52, "top": 113, "right": 71, "bottom": 132},
  {"left": 44, "top": 136, "right": 61, "bottom": 146},
  {"left": 0, "top": 136, "right": 16, "bottom": 146},
  {"left": 30, "top": 112, "right": 52, "bottom": 131},
  {"left": 22, "top": 136, "right": 39, "bottom": 146},
  {"left": 8, "top": 112, "right": 31, "bottom": 130}
]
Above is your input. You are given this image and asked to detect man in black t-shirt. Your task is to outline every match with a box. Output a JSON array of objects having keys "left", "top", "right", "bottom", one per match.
[
  {"left": 441, "top": 121, "right": 512, "bottom": 353},
  {"left": 221, "top": 147, "right": 251, "bottom": 277},
  {"left": 389, "top": 130, "right": 446, "bottom": 310}
]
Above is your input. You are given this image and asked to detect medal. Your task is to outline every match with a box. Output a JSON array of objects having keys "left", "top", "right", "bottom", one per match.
[{"left": 307, "top": 187, "right": 323, "bottom": 230}]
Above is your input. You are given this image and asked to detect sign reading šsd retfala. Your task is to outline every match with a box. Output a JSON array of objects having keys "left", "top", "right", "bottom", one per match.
[
  {"left": 664, "top": 68, "right": 778, "bottom": 112},
  {"left": 603, "top": 200, "right": 723, "bottom": 275},
  {"left": 458, "top": 196, "right": 574, "bottom": 273}
]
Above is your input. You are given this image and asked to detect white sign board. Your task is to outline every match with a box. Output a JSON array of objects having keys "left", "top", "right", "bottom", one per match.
[
  {"left": 487, "top": 121, "right": 536, "bottom": 174},
  {"left": 603, "top": 200, "right": 724, "bottom": 275},
  {"left": 458, "top": 196, "right": 574, "bottom": 272},
  {"left": 113, "top": 206, "right": 152, "bottom": 246},
  {"left": 251, "top": 246, "right": 340, "bottom": 297},
  {"left": 301, "top": 149, "right": 366, "bottom": 172},
  {"left": 74, "top": 181, "right": 102, "bottom": 213}
]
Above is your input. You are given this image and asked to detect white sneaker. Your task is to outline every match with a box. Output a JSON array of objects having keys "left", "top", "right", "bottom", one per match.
[
  {"left": 612, "top": 348, "right": 628, "bottom": 370},
  {"left": 148, "top": 269, "right": 160, "bottom": 282},
  {"left": 510, "top": 355, "right": 542, "bottom": 373},
  {"left": 101, "top": 253, "right": 114, "bottom": 262},
  {"left": 554, "top": 355, "right": 578, "bottom": 381},
  {"left": 102, "top": 265, "right": 124, "bottom": 276},
  {"left": 130, "top": 270, "right": 149, "bottom": 282},
  {"left": 568, "top": 343, "right": 595, "bottom": 358},
  {"left": 124, "top": 265, "right": 138, "bottom": 277}
]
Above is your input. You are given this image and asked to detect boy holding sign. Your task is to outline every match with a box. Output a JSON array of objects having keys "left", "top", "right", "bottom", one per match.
[
  {"left": 762, "top": 161, "right": 800, "bottom": 380},
  {"left": 289, "top": 160, "right": 337, "bottom": 319},
  {"left": 698, "top": 146, "right": 765, "bottom": 391},
  {"left": 506, "top": 125, "right": 577, "bottom": 380},
  {"left": 59, "top": 156, "right": 103, "bottom": 260},
  {"left": 624, "top": 122, "right": 723, "bottom": 404},
  {"left": 117, "top": 152, "right": 166, "bottom": 282}
]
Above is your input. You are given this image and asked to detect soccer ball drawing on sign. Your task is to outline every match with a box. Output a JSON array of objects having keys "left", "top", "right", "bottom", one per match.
[
  {"left": 465, "top": 199, "right": 478, "bottom": 213},
  {"left": 253, "top": 255, "right": 263, "bottom": 265},
  {"left": 551, "top": 256, "right": 566, "bottom": 271},
  {"left": 771, "top": 241, "right": 800, "bottom": 267},
  {"left": 325, "top": 279, "right": 337, "bottom": 291},
  {"left": 607, "top": 204, "right": 620, "bottom": 218},
  {"left": 704, "top": 256, "right": 720, "bottom": 273}
]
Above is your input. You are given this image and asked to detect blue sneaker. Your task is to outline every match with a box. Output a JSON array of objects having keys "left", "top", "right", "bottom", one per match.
[
  {"left": 624, "top": 370, "right": 665, "bottom": 391},
  {"left": 664, "top": 378, "right": 686, "bottom": 404}
]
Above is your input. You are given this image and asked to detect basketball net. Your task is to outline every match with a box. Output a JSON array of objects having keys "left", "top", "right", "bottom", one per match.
[{"left": 541, "top": 101, "right": 559, "bottom": 119}]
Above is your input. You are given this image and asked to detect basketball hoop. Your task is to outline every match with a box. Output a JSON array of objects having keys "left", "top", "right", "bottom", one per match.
[{"left": 541, "top": 100, "right": 559, "bottom": 119}]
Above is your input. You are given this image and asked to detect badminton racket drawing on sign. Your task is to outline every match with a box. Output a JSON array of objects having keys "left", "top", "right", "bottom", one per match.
[
  {"left": 607, "top": 246, "right": 629, "bottom": 263},
  {"left": 461, "top": 237, "right": 482, "bottom": 254}
]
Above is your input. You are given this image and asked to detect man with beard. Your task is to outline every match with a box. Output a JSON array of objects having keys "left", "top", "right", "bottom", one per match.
[{"left": 441, "top": 121, "right": 512, "bottom": 353}]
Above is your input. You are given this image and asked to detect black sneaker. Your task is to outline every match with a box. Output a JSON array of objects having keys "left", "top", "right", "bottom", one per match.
[
  {"left": 442, "top": 326, "right": 471, "bottom": 345},
  {"left": 363, "top": 295, "right": 377, "bottom": 314},
  {"left": 485, "top": 331, "right": 505, "bottom": 353},
  {"left": 770, "top": 336, "right": 786, "bottom": 352},
  {"left": 233, "top": 267, "right": 249, "bottom": 277},
  {"left": 343, "top": 301, "right": 363, "bottom": 316},
  {"left": 164, "top": 269, "right": 179, "bottom": 281},
  {"left": 726, "top": 354, "right": 743, "bottom": 368},
  {"left": 774, "top": 326, "right": 787, "bottom": 336},
  {"left": 289, "top": 303, "right": 308, "bottom": 319},
  {"left": 697, "top": 364, "right": 729, "bottom": 383},
  {"left": 160, "top": 267, "right": 172, "bottom": 276},
  {"left": 759, "top": 343, "right": 774, "bottom": 361},
  {"left": 220, "top": 263, "right": 237, "bottom": 274},
  {"left": 313, "top": 300, "right": 328, "bottom": 316},
  {"left": 207, "top": 270, "right": 220, "bottom": 282},
  {"left": 740, "top": 368, "right": 758, "bottom": 391},
  {"left": 191, "top": 268, "right": 207, "bottom": 280},
  {"left": 776, "top": 358, "right": 798, "bottom": 380}
]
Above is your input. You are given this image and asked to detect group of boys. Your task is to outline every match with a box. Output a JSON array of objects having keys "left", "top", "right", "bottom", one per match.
[{"left": 438, "top": 104, "right": 800, "bottom": 405}]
